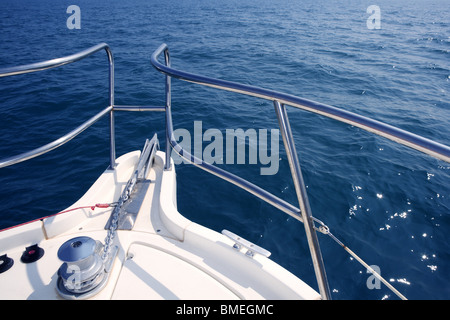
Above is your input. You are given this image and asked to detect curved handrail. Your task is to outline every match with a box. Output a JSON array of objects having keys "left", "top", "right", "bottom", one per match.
[
  {"left": 152, "top": 44, "right": 339, "bottom": 299},
  {"left": 151, "top": 43, "right": 450, "bottom": 164},
  {"left": 0, "top": 43, "right": 112, "bottom": 78},
  {"left": 150, "top": 43, "right": 446, "bottom": 300},
  {"left": 0, "top": 106, "right": 112, "bottom": 168},
  {"left": 0, "top": 43, "right": 116, "bottom": 169}
]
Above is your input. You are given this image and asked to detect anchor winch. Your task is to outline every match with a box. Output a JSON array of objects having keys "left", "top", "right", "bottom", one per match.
[{"left": 56, "top": 236, "right": 111, "bottom": 299}]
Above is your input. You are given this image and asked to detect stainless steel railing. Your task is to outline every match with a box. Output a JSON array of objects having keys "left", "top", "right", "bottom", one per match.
[
  {"left": 151, "top": 43, "right": 332, "bottom": 299},
  {"left": 151, "top": 44, "right": 450, "bottom": 164},
  {"left": 151, "top": 43, "right": 450, "bottom": 300},
  {"left": 0, "top": 105, "right": 112, "bottom": 168},
  {"left": 0, "top": 43, "right": 117, "bottom": 169}
]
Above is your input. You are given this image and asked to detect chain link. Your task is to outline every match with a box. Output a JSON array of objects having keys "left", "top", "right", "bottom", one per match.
[
  {"left": 101, "top": 177, "right": 134, "bottom": 261},
  {"left": 101, "top": 136, "right": 158, "bottom": 262}
]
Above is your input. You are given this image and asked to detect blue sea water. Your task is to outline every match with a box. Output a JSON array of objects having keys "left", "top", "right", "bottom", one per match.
[{"left": 0, "top": 0, "right": 449, "bottom": 300}]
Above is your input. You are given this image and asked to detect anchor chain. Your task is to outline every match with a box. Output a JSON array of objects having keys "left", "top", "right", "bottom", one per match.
[
  {"left": 101, "top": 168, "right": 137, "bottom": 262},
  {"left": 102, "top": 136, "right": 159, "bottom": 262}
]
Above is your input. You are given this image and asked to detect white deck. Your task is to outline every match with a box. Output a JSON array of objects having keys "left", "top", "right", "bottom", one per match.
[{"left": 0, "top": 151, "right": 320, "bottom": 300}]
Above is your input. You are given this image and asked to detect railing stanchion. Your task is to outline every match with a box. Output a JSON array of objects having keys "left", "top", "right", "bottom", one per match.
[
  {"left": 106, "top": 47, "right": 116, "bottom": 170},
  {"left": 164, "top": 47, "right": 172, "bottom": 170},
  {"left": 273, "top": 100, "right": 332, "bottom": 300}
]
